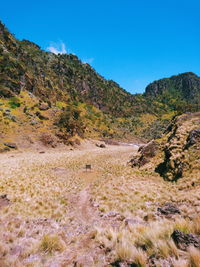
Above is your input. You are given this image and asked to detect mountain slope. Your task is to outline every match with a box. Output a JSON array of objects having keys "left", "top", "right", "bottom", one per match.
[
  {"left": 1, "top": 20, "right": 200, "bottom": 145},
  {"left": 145, "top": 72, "right": 200, "bottom": 112},
  {"left": 0, "top": 21, "right": 135, "bottom": 117}
]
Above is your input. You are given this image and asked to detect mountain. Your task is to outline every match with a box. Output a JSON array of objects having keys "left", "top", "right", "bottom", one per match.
[
  {"left": 145, "top": 72, "right": 200, "bottom": 112},
  {"left": 0, "top": 20, "right": 200, "bottom": 148},
  {"left": 0, "top": 21, "right": 135, "bottom": 117}
]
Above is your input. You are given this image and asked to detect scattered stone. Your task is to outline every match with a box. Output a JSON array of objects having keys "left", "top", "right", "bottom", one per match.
[
  {"left": 99, "top": 144, "right": 106, "bottom": 148},
  {"left": 35, "top": 111, "right": 49, "bottom": 120},
  {"left": 157, "top": 202, "right": 181, "bottom": 216},
  {"left": 96, "top": 143, "right": 106, "bottom": 148},
  {"left": 30, "top": 120, "right": 38, "bottom": 125},
  {"left": 125, "top": 217, "right": 145, "bottom": 227},
  {"left": 0, "top": 194, "right": 8, "bottom": 199},
  {"left": 103, "top": 211, "right": 125, "bottom": 221},
  {"left": 39, "top": 102, "right": 49, "bottom": 111},
  {"left": 4, "top": 142, "right": 17, "bottom": 149},
  {"left": 171, "top": 229, "right": 200, "bottom": 250},
  {"left": 110, "top": 260, "right": 136, "bottom": 267},
  {"left": 3, "top": 113, "right": 17, "bottom": 122},
  {"left": 0, "top": 147, "right": 10, "bottom": 153},
  {"left": 0, "top": 194, "right": 10, "bottom": 209},
  {"left": 185, "top": 128, "right": 200, "bottom": 149},
  {"left": 39, "top": 151, "right": 45, "bottom": 154}
]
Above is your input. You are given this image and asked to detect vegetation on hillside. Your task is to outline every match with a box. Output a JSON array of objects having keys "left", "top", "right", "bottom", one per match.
[{"left": 1, "top": 20, "right": 200, "bottom": 142}]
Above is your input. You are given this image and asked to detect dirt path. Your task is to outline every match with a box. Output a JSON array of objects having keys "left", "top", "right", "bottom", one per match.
[{"left": 0, "top": 142, "right": 139, "bottom": 266}]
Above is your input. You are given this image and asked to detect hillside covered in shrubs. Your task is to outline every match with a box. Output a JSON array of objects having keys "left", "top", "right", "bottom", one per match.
[{"left": 1, "top": 20, "right": 200, "bottom": 145}]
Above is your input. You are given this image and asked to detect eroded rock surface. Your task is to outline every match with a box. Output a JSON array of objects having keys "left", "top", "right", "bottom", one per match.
[
  {"left": 172, "top": 230, "right": 200, "bottom": 250},
  {"left": 156, "top": 112, "right": 200, "bottom": 181},
  {"left": 129, "top": 140, "right": 159, "bottom": 167}
]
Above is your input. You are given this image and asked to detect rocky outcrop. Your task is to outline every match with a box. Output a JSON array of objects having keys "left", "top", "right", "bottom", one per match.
[
  {"left": 156, "top": 113, "right": 200, "bottom": 181},
  {"left": 129, "top": 140, "right": 159, "bottom": 167},
  {"left": 157, "top": 202, "right": 180, "bottom": 216},
  {"left": 171, "top": 230, "right": 200, "bottom": 250},
  {"left": 145, "top": 72, "right": 200, "bottom": 105}
]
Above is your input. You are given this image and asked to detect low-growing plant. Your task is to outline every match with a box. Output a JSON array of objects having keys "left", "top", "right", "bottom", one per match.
[{"left": 39, "top": 234, "right": 66, "bottom": 254}]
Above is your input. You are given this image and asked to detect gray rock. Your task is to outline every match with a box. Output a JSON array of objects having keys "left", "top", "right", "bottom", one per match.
[
  {"left": 157, "top": 202, "right": 181, "bottom": 216},
  {"left": 171, "top": 230, "right": 200, "bottom": 250},
  {"left": 30, "top": 120, "right": 38, "bottom": 125},
  {"left": 4, "top": 142, "right": 18, "bottom": 149}
]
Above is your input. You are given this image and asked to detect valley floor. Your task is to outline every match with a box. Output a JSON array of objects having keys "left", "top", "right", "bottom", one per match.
[{"left": 0, "top": 143, "right": 200, "bottom": 266}]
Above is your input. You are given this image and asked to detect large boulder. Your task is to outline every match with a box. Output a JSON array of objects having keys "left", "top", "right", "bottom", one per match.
[
  {"left": 129, "top": 140, "right": 159, "bottom": 167},
  {"left": 156, "top": 113, "right": 200, "bottom": 181},
  {"left": 172, "top": 230, "right": 200, "bottom": 250}
]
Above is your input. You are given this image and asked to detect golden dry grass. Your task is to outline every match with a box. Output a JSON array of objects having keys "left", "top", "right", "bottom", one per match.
[{"left": 0, "top": 143, "right": 200, "bottom": 266}]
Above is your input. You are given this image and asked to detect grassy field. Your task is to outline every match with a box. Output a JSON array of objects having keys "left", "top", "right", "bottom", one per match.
[{"left": 0, "top": 143, "right": 200, "bottom": 266}]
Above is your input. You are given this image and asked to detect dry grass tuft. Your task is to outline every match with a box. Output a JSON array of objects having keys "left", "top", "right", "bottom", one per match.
[
  {"left": 39, "top": 234, "right": 66, "bottom": 254},
  {"left": 188, "top": 246, "right": 200, "bottom": 267}
]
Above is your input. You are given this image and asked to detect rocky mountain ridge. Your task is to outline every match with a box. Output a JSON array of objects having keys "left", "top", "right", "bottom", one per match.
[
  {"left": 1, "top": 20, "right": 200, "bottom": 145},
  {"left": 130, "top": 112, "right": 200, "bottom": 182}
]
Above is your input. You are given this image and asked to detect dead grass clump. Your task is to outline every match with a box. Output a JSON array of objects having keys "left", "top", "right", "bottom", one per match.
[
  {"left": 116, "top": 242, "right": 147, "bottom": 266},
  {"left": 173, "top": 218, "right": 191, "bottom": 234},
  {"left": 172, "top": 258, "right": 189, "bottom": 267},
  {"left": 39, "top": 234, "right": 66, "bottom": 254},
  {"left": 188, "top": 246, "right": 200, "bottom": 267},
  {"left": 39, "top": 133, "right": 57, "bottom": 147},
  {"left": 192, "top": 216, "right": 200, "bottom": 235}
]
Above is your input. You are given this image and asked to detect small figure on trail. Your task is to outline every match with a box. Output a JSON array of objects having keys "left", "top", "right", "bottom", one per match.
[{"left": 85, "top": 164, "right": 92, "bottom": 171}]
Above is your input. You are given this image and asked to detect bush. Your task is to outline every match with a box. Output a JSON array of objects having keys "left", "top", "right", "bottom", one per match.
[
  {"left": 8, "top": 96, "right": 21, "bottom": 108},
  {"left": 58, "top": 103, "right": 85, "bottom": 137}
]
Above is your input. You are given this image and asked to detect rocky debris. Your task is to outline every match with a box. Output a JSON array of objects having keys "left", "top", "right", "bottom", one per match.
[
  {"left": 0, "top": 146, "right": 10, "bottom": 153},
  {"left": 157, "top": 202, "right": 180, "bottom": 216},
  {"left": 103, "top": 211, "right": 125, "bottom": 221},
  {"left": 129, "top": 140, "right": 159, "bottom": 167},
  {"left": 35, "top": 111, "right": 49, "bottom": 120},
  {"left": 39, "top": 102, "right": 49, "bottom": 111},
  {"left": 4, "top": 142, "right": 17, "bottom": 149},
  {"left": 0, "top": 194, "right": 10, "bottom": 209},
  {"left": 125, "top": 217, "right": 145, "bottom": 227},
  {"left": 110, "top": 260, "right": 137, "bottom": 267},
  {"left": 30, "top": 120, "right": 39, "bottom": 125},
  {"left": 3, "top": 111, "right": 18, "bottom": 122},
  {"left": 39, "top": 133, "right": 57, "bottom": 148},
  {"left": 184, "top": 128, "right": 200, "bottom": 149},
  {"left": 96, "top": 143, "right": 106, "bottom": 148},
  {"left": 171, "top": 230, "right": 200, "bottom": 250}
]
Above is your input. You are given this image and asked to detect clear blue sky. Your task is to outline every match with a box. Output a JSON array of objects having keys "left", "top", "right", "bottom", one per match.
[{"left": 1, "top": 0, "right": 200, "bottom": 93}]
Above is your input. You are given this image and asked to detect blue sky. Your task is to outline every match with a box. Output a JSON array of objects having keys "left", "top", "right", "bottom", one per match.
[{"left": 1, "top": 0, "right": 200, "bottom": 93}]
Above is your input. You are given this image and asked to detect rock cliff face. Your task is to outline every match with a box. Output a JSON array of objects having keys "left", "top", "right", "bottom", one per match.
[
  {"left": 155, "top": 112, "right": 200, "bottom": 181},
  {"left": 130, "top": 112, "right": 200, "bottom": 182},
  {"left": 145, "top": 72, "right": 200, "bottom": 101}
]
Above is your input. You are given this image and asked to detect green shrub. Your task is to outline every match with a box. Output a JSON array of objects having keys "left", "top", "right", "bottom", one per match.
[{"left": 8, "top": 97, "right": 21, "bottom": 108}]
